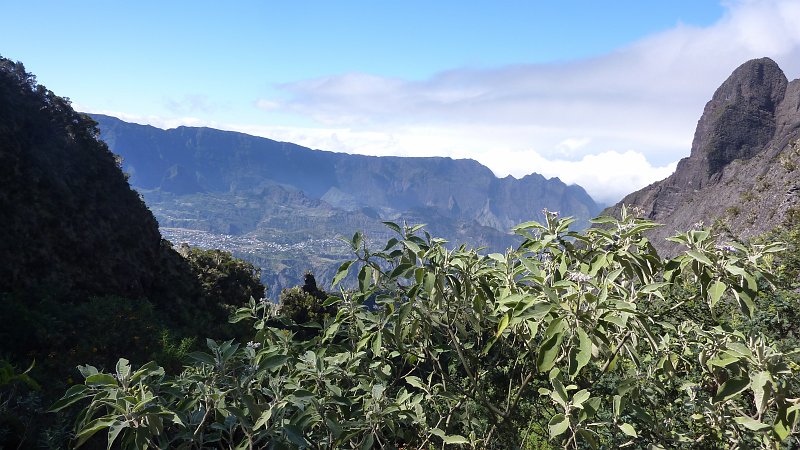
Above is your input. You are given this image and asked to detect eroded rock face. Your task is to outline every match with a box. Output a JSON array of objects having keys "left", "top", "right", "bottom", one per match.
[
  {"left": 693, "top": 57, "right": 787, "bottom": 178},
  {"left": 607, "top": 58, "right": 800, "bottom": 255}
]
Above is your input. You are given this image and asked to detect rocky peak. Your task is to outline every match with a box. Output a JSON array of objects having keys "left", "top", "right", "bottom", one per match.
[
  {"left": 606, "top": 58, "right": 800, "bottom": 256},
  {"left": 691, "top": 57, "right": 787, "bottom": 178}
]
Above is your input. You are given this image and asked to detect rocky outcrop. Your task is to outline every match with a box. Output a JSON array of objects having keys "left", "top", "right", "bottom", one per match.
[{"left": 607, "top": 58, "right": 800, "bottom": 255}]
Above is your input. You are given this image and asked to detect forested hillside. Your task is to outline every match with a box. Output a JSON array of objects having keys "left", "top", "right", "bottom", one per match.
[{"left": 0, "top": 56, "right": 265, "bottom": 448}]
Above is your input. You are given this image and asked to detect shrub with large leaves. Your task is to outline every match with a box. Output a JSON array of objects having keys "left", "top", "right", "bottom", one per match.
[{"left": 54, "top": 209, "right": 800, "bottom": 448}]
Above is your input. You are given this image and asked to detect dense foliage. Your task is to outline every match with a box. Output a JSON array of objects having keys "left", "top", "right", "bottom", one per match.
[
  {"left": 55, "top": 209, "right": 799, "bottom": 448},
  {"left": 0, "top": 244, "right": 264, "bottom": 447},
  {"left": 278, "top": 273, "right": 336, "bottom": 327}
]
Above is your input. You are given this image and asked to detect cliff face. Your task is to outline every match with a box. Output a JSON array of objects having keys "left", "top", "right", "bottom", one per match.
[
  {"left": 607, "top": 58, "right": 800, "bottom": 255},
  {"left": 0, "top": 57, "right": 183, "bottom": 300},
  {"left": 92, "top": 114, "right": 601, "bottom": 233}
]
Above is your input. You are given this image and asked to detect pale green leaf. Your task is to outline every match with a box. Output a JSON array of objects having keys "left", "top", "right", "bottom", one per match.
[
  {"left": 733, "top": 416, "right": 771, "bottom": 431},
  {"left": 618, "top": 423, "right": 637, "bottom": 437},
  {"left": 496, "top": 313, "right": 510, "bottom": 338},
  {"left": 708, "top": 280, "right": 726, "bottom": 307},
  {"left": 442, "top": 434, "right": 470, "bottom": 444},
  {"left": 686, "top": 249, "right": 713, "bottom": 266},
  {"left": 548, "top": 414, "right": 570, "bottom": 437}
]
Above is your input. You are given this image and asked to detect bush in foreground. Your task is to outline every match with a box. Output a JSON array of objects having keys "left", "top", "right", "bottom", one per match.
[{"left": 53, "top": 209, "right": 799, "bottom": 448}]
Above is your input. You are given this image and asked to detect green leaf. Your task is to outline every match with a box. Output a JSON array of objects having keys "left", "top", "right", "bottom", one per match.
[
  {"left": 332, "top": 260, "right": 353, "bottom": 287},
  {"left": 324, "top": 416, "right": 343, "bottom": 439},
  {"left": 537, "top": 331, "right": 564, "bottom": 373},
  {"left": 187, "top": 352, "right": 215, "bottom": 366},
  {"left": 430, "top": 427, "right": 446, "bottom": 439},
  {"left": 75, "top": 417, "right": 115, "bottom": 448},
  {"left": 618, "top": 423, "right": 637, "bottom": 437},
  {"left": 496, "top": 313, "right": 510, "bottom": 338},
  {"left": 49, "top": 384, "right": 89, "bottom": 412},
  {"left": 388, "top": 263, "right": 415, "bottom": 279},
  {"left": 572, "top": 389, "right": 590, "bottom": 406},
  {"left": 284, "top": 424, "right": 310, "bottom": 447},
  {"left": 750, "top": 371, "right": 771, "bottom": 417},
  {"left": 360, "top": 432, "right": 375, "bottom": 450},
  {"left": 259, "top": 354, "right": 289, "bottom": 371},
  {"left": 708, "top": 280, "right": 726, "bottom": 307},
  {"left": 613, "top": 394, "right": 622, "bottom": 418},
  {"left": 405, "top": 376, "right": 426, "bottom": 391},
  {"left": 550, "top": 379, "right": 568, "bottom": 407},
  {"left": 403, "top": 239, "right": 421, "bottom": 255},
  {"left": 351, "top": 231, "right": 363, "bottom": 251},
  {"left": 577, "top": 429, "right": 598, "bottom": 449},
  {"left": 84, "top": 373, "right": 117, "bottom": 387},
  {"left": 733, "top": 416, "right": 771, "bottom": 431},
  {"left": 107, "top": 420, "right": 128, "bottom": 450},
  {"left": 639, "top": 282, "right": 668, "bottom": 294},
  {"left": 358, "top": 265, "right": 374, "bottom": 292},
  {"left": 733, "top": 289, "right": 756, "bottom": 319},
  {"left": 569, "top": 327, "right": 592, "bottom": 377},
  {"left": 773, "top": 405, "right": 795, "bottom": 440},
  {"left": 382, "top": 221, "right": 402, "bottom": 235},
  {"left": 371, "top": 332, "right": 382, "bottom": 355},
  {"left": 254, "top": 408, "right": 273, "bottom": 430},
  {"left": 712, "top": 377, "right": 750, "bottom": 404},
  {"left": 686, "top": 249, "right": 713, "bottom": 266},
  {"left": 115, "top": 358, "right": 131, "bottom": 381},
  {"left": 129, "top": 361, "right": 163, "bottom": 384},
  {"left": 548, "top": 414, "right": 570, "bottom": 438},
  {"left": 707, "top": 356, "right": 740, "bottom": 368},
  {"left": 442, "top": 434, "right": 470, "bottom": 444}
]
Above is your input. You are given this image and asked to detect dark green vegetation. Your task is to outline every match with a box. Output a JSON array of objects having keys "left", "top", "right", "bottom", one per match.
[
  {"left": 92, "top": 114, "right": 601, "bottom": 298},
  {"left": 55, "top": 211, "right": 800, "bottom": 448},
  {"left": 0, "top": 56, "right": 265, "bottom": 447}
]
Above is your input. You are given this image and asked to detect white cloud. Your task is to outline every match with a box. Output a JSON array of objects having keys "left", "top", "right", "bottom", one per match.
[
  {"left": 556, "top": 138, "right": 591, "bottom": 156},
  {"left": 248, "top": 0, "right": 800, "bottom": 203},
  {"left": 522, "top": 151, "right": 678, "bottom": 206},
  {"left": 163, "top": 95, "right": 216, "bottom": 115},
  {"left": 85, "top": 0, "right": 800, "bottom": 205},
  {"left": 255, "top": 99, "right": 281, "bottom": 111}
]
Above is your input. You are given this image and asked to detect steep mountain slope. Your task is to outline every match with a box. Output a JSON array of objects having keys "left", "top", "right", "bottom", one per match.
[
  {"left": 0, "top": 59, "right": 176, "bottom": 300},
  {"left": 92, "top": 115, "right": 601, "bottom": 296},
  {"left": 0, "top": 57, "right": 271, "bottom": 448},
  {"left": 607, "top": 57, "right": 800, "bottom": 255}
]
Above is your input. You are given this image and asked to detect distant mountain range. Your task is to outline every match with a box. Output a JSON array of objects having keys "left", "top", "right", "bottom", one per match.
[
  {"left": 606, "top": 57, "right": 800, "bottom": 255},
  {"left": 91, "top": 115, "right": 601, "bottom": 297}
]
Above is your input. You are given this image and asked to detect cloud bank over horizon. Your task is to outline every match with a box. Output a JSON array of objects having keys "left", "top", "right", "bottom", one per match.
[{"left": 85, "top": 0, "right": 800, "bottom": 205}]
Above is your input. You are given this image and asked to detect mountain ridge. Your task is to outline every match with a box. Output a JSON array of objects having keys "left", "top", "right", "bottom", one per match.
[
  {"left": 607, "top": 57, "right": 800, "bottom": 255},
  {"left": 92, "top": 114, "right": 602, "bottom": 296},
  {"left": 93, "top": 113, "right": 600, "bottom": 232}
]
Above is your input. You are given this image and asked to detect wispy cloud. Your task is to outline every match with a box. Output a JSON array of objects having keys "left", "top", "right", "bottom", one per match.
[
  {"left": 251, "top": 0, "right": 800, "bottom": 203},
  {"left": 85, "top": 0, "right": 800, "bottom": 205},
  {"left": 163, "top": 94, "right": 217, "bottom": 115}
]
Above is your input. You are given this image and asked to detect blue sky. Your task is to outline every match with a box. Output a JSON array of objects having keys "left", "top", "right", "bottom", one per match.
[{"left": 4, "top": 1, "right": 800, "bottom": 203}]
